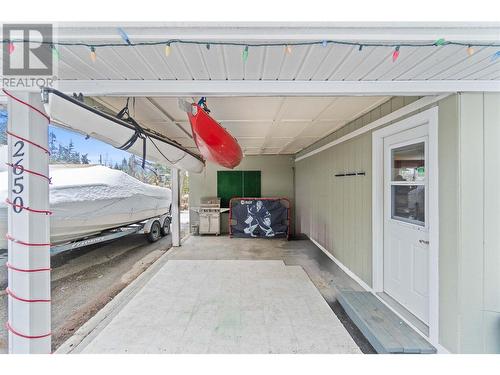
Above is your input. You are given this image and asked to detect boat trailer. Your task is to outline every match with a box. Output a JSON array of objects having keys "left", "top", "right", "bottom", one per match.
[{"left": 50, "top": 213, "right": 171, "bottom": 256}]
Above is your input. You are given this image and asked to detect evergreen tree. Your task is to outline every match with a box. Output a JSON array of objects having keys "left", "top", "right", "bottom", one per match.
[
  {"left": 81, "top": 153, "right": 89, "bottom": 164},
  {"left": 48, "top": 131, "right": 57, "bottom": 154},
  {"left": 0, "top": 110, "right": 8, "bottom": 145}
]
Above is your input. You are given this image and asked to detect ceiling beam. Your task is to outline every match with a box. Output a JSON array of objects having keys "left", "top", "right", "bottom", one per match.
[
  {"left": 56, "top": 80, "right": 500, "bottom": 97},
  {"left": 144, "top": 97, "right": 193, "bottom": 139}
]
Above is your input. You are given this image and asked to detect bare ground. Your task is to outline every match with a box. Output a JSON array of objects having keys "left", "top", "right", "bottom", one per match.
[{"left": 0, "top": 233, "right": 172, "bottom": 353}]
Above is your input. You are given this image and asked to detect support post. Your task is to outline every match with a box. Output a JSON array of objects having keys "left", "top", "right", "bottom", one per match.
[
  {"left": 7, "top": 91, "right": 51, "bottom": 353},
  {"left": 171, "top": 167, "right": 181, "bottom": 247}
]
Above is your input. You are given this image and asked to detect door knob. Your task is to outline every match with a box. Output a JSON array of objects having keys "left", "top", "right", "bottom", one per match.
[{"left": 419, "top": 240, "right": 429, "bottom": 245}]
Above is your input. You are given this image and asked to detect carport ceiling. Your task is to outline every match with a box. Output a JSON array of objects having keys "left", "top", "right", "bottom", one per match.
[{"left": 92, "top": 95, "right": 390, "bottom": 155}]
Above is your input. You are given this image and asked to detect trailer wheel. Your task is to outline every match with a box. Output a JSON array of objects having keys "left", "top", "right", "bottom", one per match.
[
  {"left": 161, "top": 217, "right": 171, "bottom": 236},
  {"left": 146, "top": 220, "right": 162, "bottom": 243}
]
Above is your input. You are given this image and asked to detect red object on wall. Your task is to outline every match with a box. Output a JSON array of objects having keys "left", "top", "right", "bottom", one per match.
[{"left": 187, "top": 103, "right": 243, "bottom": 169}]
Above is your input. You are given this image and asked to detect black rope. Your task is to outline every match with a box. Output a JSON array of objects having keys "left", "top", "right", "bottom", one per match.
[
  {"left": 116, "top": 98, "right": 147, "bottom": 169},
  {"left": 2, "top": 39, "right": 500, "bottom": 49}
]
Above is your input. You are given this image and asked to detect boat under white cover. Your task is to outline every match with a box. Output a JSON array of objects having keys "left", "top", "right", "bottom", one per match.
[{"left": 0, "top": 164, "right": 172, "bottom": 249}]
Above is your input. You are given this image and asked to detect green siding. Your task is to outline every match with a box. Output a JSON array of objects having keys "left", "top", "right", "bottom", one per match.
[{"left": 295, "top": 93, "right": 500, "bottom": 353}]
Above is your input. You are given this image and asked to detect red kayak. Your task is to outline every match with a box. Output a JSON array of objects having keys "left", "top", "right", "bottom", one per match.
[{"left": 181, "top": 99, "right": 243, "bottom": 169}]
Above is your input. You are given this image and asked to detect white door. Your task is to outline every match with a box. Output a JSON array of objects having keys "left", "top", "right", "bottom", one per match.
[{"left": 383, "top": 124, "right": 430, "bottom": 324}]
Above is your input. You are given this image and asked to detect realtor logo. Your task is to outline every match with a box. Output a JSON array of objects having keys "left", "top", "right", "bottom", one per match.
[{"left": 2, "top": 24, "right": 53, "bottom": 76}]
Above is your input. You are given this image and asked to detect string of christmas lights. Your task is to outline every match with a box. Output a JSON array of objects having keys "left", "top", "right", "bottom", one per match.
[{"left": 3, "top": 27, "right": 500, "bottom": 65}]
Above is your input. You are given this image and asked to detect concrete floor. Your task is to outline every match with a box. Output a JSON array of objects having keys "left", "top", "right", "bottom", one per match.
[{"left": 62, "top": 235, "right": 375, "bottom": 354}]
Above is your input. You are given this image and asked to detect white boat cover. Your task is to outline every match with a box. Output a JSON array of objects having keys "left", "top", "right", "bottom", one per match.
[
  {"left": 0, "top": 164, "right": 172, "bottom": 248},
  {"left": 43, "top": 88, "right": 204, "bottom": 173}
]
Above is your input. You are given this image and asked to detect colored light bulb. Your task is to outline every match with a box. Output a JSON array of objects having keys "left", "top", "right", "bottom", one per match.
[
  {"left": 8, "top": 42, "right": 15, "bottom": 55},
  {"left": 90, "top": 46, "right": 97, "bottom": 62},
  {"left": 467, "top": 46, "right": 474, "bottom": 56},
  {"left": 117, "top": 28, "right": 131, "bottom": 45},
  {"left": 286, "top": 45, "right": 292, "bottom": 54},
  {"left": 392, "top": 46, "right": 400, "bottom": 62},
  {"left": 242, "top": 46, "right": 249, "bottom": 62},
  {"left": 435, "top": 38, "right": 446, "bottom": 46},
  {"left": 52, "top": 45, "right": 60, "bottom": 59},
  {"left": 322, "top": 40, "right": 328, "bottom": 47},
  {"left": 165, "top": 43, "right": 171, "bottom": 57}
]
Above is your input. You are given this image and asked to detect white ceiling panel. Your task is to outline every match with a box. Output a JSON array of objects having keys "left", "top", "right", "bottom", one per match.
[
  {"left": 429, "top": 46, "right": 497, "bottom": 79},
  {"left": 222, "top": 121, "right": 271, "bottom": 137},
  {"left": 270, "top": 121, "right": 311, "bottom": 138},
  {"left": 319, "top": 96, "right": 387, "bottom": 120},
  {"left": 463, "top": 61, "right": 500, "bottom": 80},
  {"left": 279, "top": 97, "right": 333, "bottom": 120},
  {"left": 278, "top": 45, "right": 311, "bottom": 80},
  {"left": 261, "top": 46, "right": 286, "bottom": 80},
  {"left": 176, "top": 44, "right": 211, "bottom": 80},
  {"left": 376, "top": 46, "right": 437, "bottom": 81},
  {"left": 265, "top": 137, "right": 294, "bottom": 148},
  {"left": 310, "top": 45, "right": 353, "bottom": 80},
  {"left": 345, "top": 46, "right": 391, "bottom": 80},
  {"left": 202, "top": 97, "right": 283, "bottom": 120},
  {"left": 395, "top": 45, "right": 464, "bottom": 80},
  {"left": 237, "top": 138, "right": 266, "bottom": 148},
  {"left": 452, "top": 56, "right": 500, "bottom": 80},
  {"left": 304, "top": 120, "right": 346, "bottom": 138},
  {"left": 222, "top": 45, "right": 245, "bottom": 80},
  {"left": 88, "top": 94, "right": 391, "bottom": 156},
  {"left": 199, "top": 45, "right": 227, "bottom": 80},
  {"left": 59, "top": 46, "right": 108, "bottom": 79},
  {"left": 243, "top": 46, "right": 266, "bottom": 80},
  {"left": 294, "top": 44, "right": 334, "bottom": 80}
]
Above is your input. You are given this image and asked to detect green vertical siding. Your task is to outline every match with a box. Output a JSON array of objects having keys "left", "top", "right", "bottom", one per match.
[
  {"left": 483, "top": 93, "right": 500, "bottom": 353},
  {"left": 294, "top": 93, "right": 500, "bottom": 353}
]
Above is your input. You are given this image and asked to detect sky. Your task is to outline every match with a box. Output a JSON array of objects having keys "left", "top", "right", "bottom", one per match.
[
  {"left": 49, "top": 124, "right": 132, "bottom": 165},
  {"left": 1, "top": 108, "right": 134, "bottom": 165}
]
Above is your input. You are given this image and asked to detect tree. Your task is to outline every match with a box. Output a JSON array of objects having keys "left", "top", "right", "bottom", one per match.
[
  {"left": 48, "top": 131, "right": 57, "bottom": 155},
  {"left": 81, "top": 153, "right": 89, "bottom": 164},
  {"left": 0, "top": 110, "right": 8, "bottom": 145}
]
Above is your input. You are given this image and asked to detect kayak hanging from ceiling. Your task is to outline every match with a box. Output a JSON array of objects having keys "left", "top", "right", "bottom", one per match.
[
  {"left": 180, "top": 97, "right": 243, "bottom": 169},
  {"left": 42, "top": 88, "right": 205, "bottom": 173}
]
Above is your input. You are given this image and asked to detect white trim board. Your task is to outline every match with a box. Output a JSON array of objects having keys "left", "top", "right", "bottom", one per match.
[
  {"left": 295, "top": 94, "right": 450, "bottom": 162},
  {"left": 53, "top": 81, "right": 500, "bottom": 97},
  {"left": 309, "top": 237, "right": 372, "bottom": 292},
  {"left": 371, "top": 107, "right": 440, "bottom": 348},
  {"left": 308, "top": 235, "right": 449, "bottom": 354}
]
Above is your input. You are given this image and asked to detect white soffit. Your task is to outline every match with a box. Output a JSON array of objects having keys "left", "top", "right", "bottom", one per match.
[
  {"left": 49, "top": 23, "right": 500, "bottom": 83},
  {"left": 93, "top": 95, "right": 390, "bottom": 155}
]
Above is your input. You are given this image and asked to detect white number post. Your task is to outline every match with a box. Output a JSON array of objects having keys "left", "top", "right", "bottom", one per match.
[{"left": 7, "top": 91, "right": 51, "bottom": 354}]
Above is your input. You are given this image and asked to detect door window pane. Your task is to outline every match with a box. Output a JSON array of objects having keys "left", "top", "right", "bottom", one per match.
[
  {"left": 391, "top": 185, "right": 425, "bottom": 226},
  {"left": 391, "top": 142, "right": 425, "bottom": 182}
]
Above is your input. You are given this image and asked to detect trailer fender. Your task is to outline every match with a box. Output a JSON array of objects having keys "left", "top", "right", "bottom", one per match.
[
  {"left": 143, "top": 214, "right": 171, "bottom": 234},
  {"left": 143, "top": 217, "right": 160, "bottom": 234}
]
